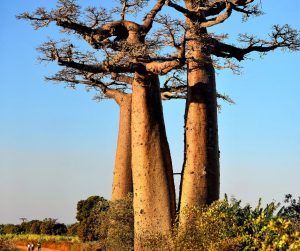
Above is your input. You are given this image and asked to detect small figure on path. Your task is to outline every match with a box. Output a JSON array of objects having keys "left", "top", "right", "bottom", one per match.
[
  {"left": 27, "top": 243, "right": 31, "bottom": 251},
  {"left": 37, "top": 241, "right": 41, "bottom": 251},
  {"left": 31, "top": 242, "right": 35, "bottom": 251}
]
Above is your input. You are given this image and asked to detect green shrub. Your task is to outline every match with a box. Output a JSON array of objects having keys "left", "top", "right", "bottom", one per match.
[
  {"left": 77, "top": 196, "right": 109, "bottom": 242},
  {"left": 106, "top": 194, "right": 134, "bottom": 250},
  {"left": 75, "top": 194, "right": 134, "bottom": 249},
  {"left": 67, "top": 223, "right": 80, "bottom": 236},
  {"left": 143, "top": 196, "right": 300, "bottom": 250},
  {"left": 173, "top": 201, "right": 242, "bottom": 251},
  {"left": 172, "top": 197, "right": 300, "bottom": 250},
  {"left": 0, "top": 236, "right": 16, "bottom": 250}
]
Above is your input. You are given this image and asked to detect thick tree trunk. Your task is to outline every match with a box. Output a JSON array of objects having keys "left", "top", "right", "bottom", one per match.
[
  {"left": 179, "top": 3, "right": 220, "bottom": 225},
  {"left": 131, "top": 73, "right": 176, "bottom": 249},
  {"left": 111, "top": 94, "right": 133, "bottom": 201}
]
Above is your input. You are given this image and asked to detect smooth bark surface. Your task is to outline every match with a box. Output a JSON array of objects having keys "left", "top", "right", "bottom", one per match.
[
  {"left": 111, "top": 94, "right": 133, "bottom": 201},
  {"left": 179, "top": 2, "right": 220, "bottom": 225},
  {"left": 131, "top": 73, "right": 176, "bottom": 248}
]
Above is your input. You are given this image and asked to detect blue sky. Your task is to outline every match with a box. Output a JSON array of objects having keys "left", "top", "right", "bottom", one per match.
[{"left": 0, "top": 0, "right": 299, "bottom": 224}]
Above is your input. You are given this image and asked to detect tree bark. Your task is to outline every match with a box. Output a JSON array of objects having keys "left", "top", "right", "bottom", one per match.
[
  {"left": 179, "top": 1, "right": 220, "bottom": 225},
  {"left": 111, "top": 94, "right": 133, "bottom": 201},
  {"left": 131, "top": 73, "right": 176, "bottom": 249}
]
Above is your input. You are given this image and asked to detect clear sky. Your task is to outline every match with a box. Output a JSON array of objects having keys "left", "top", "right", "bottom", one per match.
[{"left": 0, "top": 0, "right": 299, "bottom": 224}]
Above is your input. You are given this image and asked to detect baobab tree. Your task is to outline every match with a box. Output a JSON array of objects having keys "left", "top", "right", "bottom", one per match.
[
  {"left": 18, "top": 0, "right": 299, "bottom": 247},
  {"left": 17, "top": 0, "right": 186, "bottom": 247},
  {"left": 166, "top": 0, "right": 300, "bottom": 225}
]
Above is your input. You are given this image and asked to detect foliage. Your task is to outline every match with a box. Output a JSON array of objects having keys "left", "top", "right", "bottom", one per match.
[
  {"left": 72, "top": 194, "right": 299, "bottom": 250},
  {"left": 67, "top": 223, "right": 80, "bottom": 236},
  {"left": 1, "top": 224, "right": 20, "bottom": 234},
  {"left": 0, "top": 219, "right": 67, "bottom": 236},
  {"left": 25, "top": 220, "right": 42, "bottom": 234},
  {"left": 171, "top": 201, "right": 241, "bottom": 251},
  {"left": 106, "top": 194, "right": 134, "bottom": 250},
  {"left": 76, "top": 196, "right": 108, "bottom": 222},
  {"left": 76, "top": 196, "right": 109, "bottom": 242},
  {"left": 75, "top": 194, "right": 133, "bottom": 249},
  {"left": 0, "top": 234, "right": 79, "bottom": 243},
  {"left": 279, "top": 194, "right": 300, "bottom": 222},
  {"left": 40, "top": 218, "right": 67, "bottom": 235},
  {"left": 143, "top": 196, "right": 300, "bottom": 250},
  {"left": 0, "top": 237, "right": 16, "bottom": 251}
]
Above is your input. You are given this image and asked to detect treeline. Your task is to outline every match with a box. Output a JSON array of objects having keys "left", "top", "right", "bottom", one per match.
[{"left": 0, "top": 218, "right": 77, "bottom": 236}]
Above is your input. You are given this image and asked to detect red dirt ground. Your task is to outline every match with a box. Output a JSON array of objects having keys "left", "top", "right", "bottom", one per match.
[
  {"left": 16, "top": 245, "right": 60, "bottom": 251},
  {"left": 15, "top": 242, "right": 81, "bottom": 251}
]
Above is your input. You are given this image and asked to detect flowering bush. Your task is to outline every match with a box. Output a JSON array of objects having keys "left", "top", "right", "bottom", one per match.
[{"left": 170, "top": 196, "right": 300, "bottom": 250}]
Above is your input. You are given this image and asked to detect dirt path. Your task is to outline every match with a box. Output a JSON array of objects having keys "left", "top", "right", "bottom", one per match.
[{"left": 16, "top": 245, "right": 60, "bottom": 251}]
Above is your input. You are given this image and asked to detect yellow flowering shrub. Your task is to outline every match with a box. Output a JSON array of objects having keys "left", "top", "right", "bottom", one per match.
[
  {"left": 241, "top": 215, "right": 300, "bottom": 250},
  {"left": 145, "top": 197, "right": 300, "bottom": 250}
]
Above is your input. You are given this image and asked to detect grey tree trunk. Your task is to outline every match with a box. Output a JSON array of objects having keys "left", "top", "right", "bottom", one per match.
[
  {"left": 111, "top": 94, "right": 133, "bottom": 201},
  {"left": 179, "top": 3, "right": 220, "bottom": 225},
  {"left": 131, "top": 73, "right": 176, "bottom": 249}
]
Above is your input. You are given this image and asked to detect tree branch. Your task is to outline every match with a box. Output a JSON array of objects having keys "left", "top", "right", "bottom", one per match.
[
  {"left": 111, "top": 73, "right": 133, "bottom": 85},
  {"left": 46, "top": 73, "right": 126, "bottom": 102},
  {"left": 145, "top": 31, "right": 186, "bottom": 74},
  {"left": 17, "top": 8, "right": 142, "bottom": 48},
  {"left": 200, "top": 2, "right": 233, "bottom": 28},
  {"left": 143, "top": 0, "right": 166, "bottom": 33},
  {"left": 165, "top": 0, "right": 193, "bottom": 18},
  {"left": 211, "top": 25, "right": 300, "bottom": 61}
]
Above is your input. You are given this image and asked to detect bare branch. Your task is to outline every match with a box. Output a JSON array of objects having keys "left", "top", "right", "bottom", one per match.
[
  {"left": 211, "top": 25, "right": 300, "bottom": 61},
  {"left": 17, "top": 2, "right": 143, "bottom": 49},
  {"left": 145, "top": 30, "right": 186, "bottom": 75},
  {"left": 217, "top": 92, "right": 235, "bottom": 104},
  {"left": 46, "top": 68, "right": 127, "bottom": 102},
  {"left": 166, "top": 0, "right": 258, "bottom": 21},
  {"left": 112, "top": 0, "right": 148, "bottom": 21},
  {"left": 161, "top": 71, "right": 187, "bottom": 100}
]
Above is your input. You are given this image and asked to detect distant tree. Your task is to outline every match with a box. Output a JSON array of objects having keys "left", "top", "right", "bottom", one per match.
[
  {"left": 0, "top": 225, "right": 4, "bottom": 235},
  {"left": 19, "top": 218, "right": 27, "bottom": 223},
  {"left": 40, "top": 218, "right": 57, "bottom": 235},
  {"left": 29, "top": 220, "right": 42, "bottom": 234},
  {"left": 279, "top": 194, "right": 300, "bottom": 221},
  {"left": 52, "top": 223, "right": 68, "bottom": 235},
  {"left": 19, "top": 220, "right": 41, "bottom": 234},
  {"left": 76, "top": 196, "right": 109, "bottom": 242},
  {"left": 76, "top": 196, "right": 107, "bottom": 222},
  {"left": 2, "top": 224, "right": 17, "bottom": 234},
  {"left": 67, "top": 223, "right": 80, "bottom": 236},
  {"left": 75, "top": 194, "right": 133, "bottom": 248}
]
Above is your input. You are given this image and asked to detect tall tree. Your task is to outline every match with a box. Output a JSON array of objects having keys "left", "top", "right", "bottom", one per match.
[
  {"left": 18, "top": 0, "right": 186, "bottom": 247},
  {"left": 166, "top": 0, "right": 300, "bottom": 225}
]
